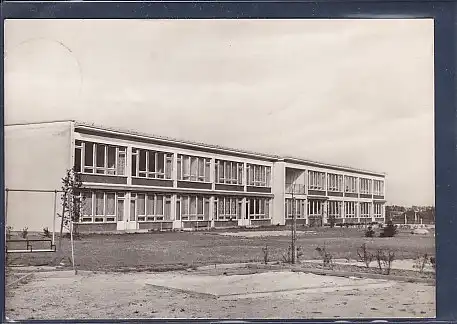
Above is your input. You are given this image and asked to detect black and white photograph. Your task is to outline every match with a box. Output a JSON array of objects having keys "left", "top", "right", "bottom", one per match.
[{"left": 4, "top": 18, "right": 435, "bottom": 320}]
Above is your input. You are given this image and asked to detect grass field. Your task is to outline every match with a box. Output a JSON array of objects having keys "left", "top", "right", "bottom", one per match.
[{"left": 7, "top": 227, "right": 435, "bottom": 271}]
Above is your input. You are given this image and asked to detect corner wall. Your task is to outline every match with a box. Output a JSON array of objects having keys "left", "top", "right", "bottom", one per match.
[
  {"left": 5, "top": 121, "right": 73, "bottom": 232},
  {"left": 272, "top": 161, "right": 286, "bottom": 225}
]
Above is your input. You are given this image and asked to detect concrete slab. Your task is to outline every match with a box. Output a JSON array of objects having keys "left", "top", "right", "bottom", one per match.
[
  {"left": 145, "top": 271, "right": 394, "bottom": 300},
  {"left": 217, "top": 231, "right": 316, "bottom": 238}
]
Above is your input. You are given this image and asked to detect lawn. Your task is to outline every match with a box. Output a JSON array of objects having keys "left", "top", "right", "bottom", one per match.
[{"left": 6, "top": 227, "right": 435, "bottom": 271}]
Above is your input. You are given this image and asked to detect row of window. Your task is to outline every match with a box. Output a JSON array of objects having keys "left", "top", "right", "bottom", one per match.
[
  {"left": 75, "top": 141, "right": 273, "bottom": 187},
  {"left": 131, "top": 149, "right": 173, "bottom": 179},
  {"left": 74, "top": 191, "right": 271, "bottom": 223},
  {"left": 75, "top": 141, "right": 384, "bottom": 193},
  {"left": 285, "top": 199, "right": 384, "bottom": 219},
  {"left": 75, "top": 141, "right": 126, "bottom": 176},
  {"left": 308, "top": 171, "right": 384, "bottom": 195}
]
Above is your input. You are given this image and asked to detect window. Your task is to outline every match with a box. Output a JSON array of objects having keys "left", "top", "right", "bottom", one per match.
[
  {"left": 344, "top": 201, "right": 356, "bottom": 218},
  {"left": 246, "top": 164, "right": 271, "bottom": 187},
  {"left": 177, "top": 155, "right": 211, "bottom": 182},
  {"left": 74, "top": 141, "right": 83, "bottom": 172},
  {"left": 344, "top": 176, "right": 358, "bottom": 193},
  {"left": 327, "top": 174, "right": 343, "bottom": 192},
  {"left": 177, "top": 195, "right": 210, "bottom": 221},
  {"left": 84, "top": 142, "right": 94, "bottom": 173},
  {"left": 308, "top": 171, "right": 326, "bottom": 190},
  {"left": 215, "top": 160, "right": 244, "bottom": 185},
  {"left": 360, "top": 202, "right": 371, "bottom": 218},
  {"left": 285, "top": 199, "right": 305, "bottom": 219},
  {"left": 360, "top": 178, "right": 372, "bottom": 194},
  {"left": 374, "top": 203, "right": 383, "bottom": 218},
  {"left": 247, "top": 198, "right": 270, "bottom": 219},
  {"left": 132, "top": 148, "right": 173, "bottom": 179},
  {"left": 328, "top": 201, "right": 342, "bottom": 218},
  {"left": 373, "top": 180, "right": 384, "bottom": 196},
  {"left": 77, "top": 191, "right": 124, "bottom": 223},
  {"left": 133, "top": 193, "right": 172, "bottom": 222},
  {"left": 76, "top": 141, "right": 126, "bottom": 176},
  {"left": 307, "top": 200, "right": 323, "bottom": 216},
  {"left": 216, "top": 197, "right": 242, "bottom": 220},
  {"left": 117, "top": 194, "right": 125, "bottom": 221}
]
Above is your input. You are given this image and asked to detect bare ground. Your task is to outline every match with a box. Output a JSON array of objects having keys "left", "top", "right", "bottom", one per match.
[
  {"left": 5, "top": 228, "right": 435, "bottom": 320},
  {"left": 6, "top": 267, "right": 435, "bottom": 320},
  {"left": 7, "top": 227, "right": 435, "bottom": 271}
]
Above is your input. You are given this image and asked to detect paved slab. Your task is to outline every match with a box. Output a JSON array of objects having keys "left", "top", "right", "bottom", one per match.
[{"left": 145, "top": 271, "right": 394, "bottom": 299}]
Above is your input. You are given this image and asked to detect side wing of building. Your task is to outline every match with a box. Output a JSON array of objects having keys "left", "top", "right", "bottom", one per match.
[{"left": 5, "top": 121, "right": 73, "bottom": 232}]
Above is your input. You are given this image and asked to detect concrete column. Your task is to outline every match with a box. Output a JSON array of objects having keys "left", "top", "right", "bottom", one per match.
[
  {"left": 272, "top": 161, "right": 286, "bottom": 226},
  {"left": 341, "top": 201, "right": 346, "bottom": 223},
  {"left": 209, "top": 196, "right": 215, "bottom": 227},
  {"left": 322, "top": 200, "right": 328, "bottom": 225},
  {"left": 172, "top": 153, "right": 178, "bottom": 188},
  {"left": 371, "top": 202, "right": 375, "bottom": 222},
  {"left": 210, "top": 158, "right": 215, "bottom": 190},
  {"left": 304, "top": 198, "right": 308, "bottom": 225},
  {"left": 170, "top": 194, "right": 176, "bottom": 221},
  {"left": 355, "top": 202, "right": 359, "bottom": 223},
  {"left": 243, "top": 162, "right": 248, "bottom": 190},
  {"left": 126, "top": 146, "right": 133, "bottom": 186}
]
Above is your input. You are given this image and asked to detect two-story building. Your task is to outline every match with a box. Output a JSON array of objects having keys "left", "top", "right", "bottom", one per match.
[{"left": 5, "top": 120, "right": 386, "bottom": 233}]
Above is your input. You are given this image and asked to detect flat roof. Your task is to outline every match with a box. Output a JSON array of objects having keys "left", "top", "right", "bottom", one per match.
[{"left": 5, "top": 119, "right": 386, "bottom": 177}]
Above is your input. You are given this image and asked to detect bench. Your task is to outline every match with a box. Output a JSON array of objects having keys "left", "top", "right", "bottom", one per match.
[{"left": 6, "top": 239, "right": 56, "bottom": 253}]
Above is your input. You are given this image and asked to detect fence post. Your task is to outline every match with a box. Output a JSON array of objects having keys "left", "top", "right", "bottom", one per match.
[{"left": 52, "top": 190, "right": 57, "bottom": 245}]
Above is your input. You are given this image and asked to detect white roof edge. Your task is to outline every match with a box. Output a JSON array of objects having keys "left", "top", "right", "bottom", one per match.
[
  {"left": 5, "top": 119, "right": 75, "bottom": 127},
  {"left": 283, "top": 156, "right": 386, "bottom": 177},
  {"left": 11, "top": 120, "right": 385, "bottom": 176},
  {"left": 74, "top": 121, "right": 280, "bottom": 161}
]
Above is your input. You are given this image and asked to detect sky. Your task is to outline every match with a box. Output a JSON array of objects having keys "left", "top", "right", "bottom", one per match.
[{"left": 4, "top": 19, "right": 435, "bottom": 206}]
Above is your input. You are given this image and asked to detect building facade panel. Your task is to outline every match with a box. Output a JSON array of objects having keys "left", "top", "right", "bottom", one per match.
[
  {"left": 5, "top": 121, "right": 387, "bottom": 232},
  {"left": 5, "top": 121, "right": 73, "bottom": 232}
]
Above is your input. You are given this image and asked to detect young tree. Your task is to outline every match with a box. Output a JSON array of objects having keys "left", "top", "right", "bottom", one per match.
[{"left": 54, "top": 168, "right": 83, "bottom": 265}]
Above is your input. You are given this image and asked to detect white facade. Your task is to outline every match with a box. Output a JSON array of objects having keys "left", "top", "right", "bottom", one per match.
[{"left": 5, "top": 121, "right": 387, "bottom": 232}]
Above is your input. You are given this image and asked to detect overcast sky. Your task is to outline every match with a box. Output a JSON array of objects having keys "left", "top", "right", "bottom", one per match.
[{"left": 4, "top": 19, "right": 434, "bottom": 206}]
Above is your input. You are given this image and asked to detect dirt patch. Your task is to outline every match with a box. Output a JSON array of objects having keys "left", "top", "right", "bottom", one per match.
[{"left": 5, "top": 267, "right": 435, "bottom": 320}]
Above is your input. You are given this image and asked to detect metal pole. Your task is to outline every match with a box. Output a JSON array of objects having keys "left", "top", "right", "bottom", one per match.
[
  {"left": 52, "top": 190, "right": 57, "bottom": 245},
  {"left": 291, "top": 184, "right": 296, "bottom": 264},
  {"left": 70, "top": 219, "right": 76, "bottom": 275}
]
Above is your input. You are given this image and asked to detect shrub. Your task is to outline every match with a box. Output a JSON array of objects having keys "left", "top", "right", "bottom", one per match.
[
  {"left": 430, "top": 256, "right": 436, "bottom": 271},
  {"left": 296, "top": 246, "right": 303, "bottom": 260},
  {"left": 413, "top": 253, "right": 430, "bottom": 273},
  {"left": 380, "top": 220, "right": 398, "bottom": 237},
  {"left": 315, "top": 246, "right": 333, "bottom": 269},
  {"left": 375, "top": 249, "right": 395, "bottom": 275},
  {"left": 262, "top": 245, "right": 269, "bottom": 264},
  {"left": 357, "top": 243, "right": 373, "bottom": 268},
  {"left": 282, "top": 244, "right": 303, "bottom": 264},
  {"left": 20, "top": 227, "right": 28, "bottom": 239},
  {"left": 282, "top": 245, "right": 292, "bottom": 263},
  {"left": 365, "top": 226, "right": 375, "bottom": 238},
  {"left": 42, "top": 227, "right": 51, "bottom": 238},
  {"left": 328, "top": 216, "right": 336, "bottom": 228}
]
